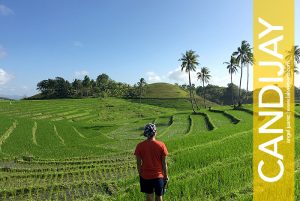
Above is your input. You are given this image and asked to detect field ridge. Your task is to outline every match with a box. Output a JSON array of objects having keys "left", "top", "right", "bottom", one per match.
[
  {"left": 209, "top": 108, "right": 241, "bottom": 124},
  {"left": 32, "top": 122, "right": 38, "bottom": 145},
  {"left": 196, "top": 112, "right": 215, "bottom": 130},
  {"left": 236, "top": 107, "right": 253, "bottom": 115},
  {"left": 188, "top": 114, "right": 208, "bottom": 134},
  {"left": 0, "top": 120, "right": 18, "bottom": 152},
  {"left": 172, "top": 129, "right": 252, "bottom": 155},
  {"left": 53, "top": 125, "right": 65, "bottom": 145},
  {"left": 72, "top": 127, "right": 87, "bottom": 139}
]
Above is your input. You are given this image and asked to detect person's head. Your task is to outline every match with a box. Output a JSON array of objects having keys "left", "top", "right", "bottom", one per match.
[{"left": 143, "top": 123, "right": 157, "bottom": 139}]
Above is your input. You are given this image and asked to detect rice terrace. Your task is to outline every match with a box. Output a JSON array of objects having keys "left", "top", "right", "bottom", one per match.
[
  {"left": 0, "top": 1, "right": 299, "bottom": 201},
  {"left": 0, "top": 82, "right": 299, "bottom": 201}
]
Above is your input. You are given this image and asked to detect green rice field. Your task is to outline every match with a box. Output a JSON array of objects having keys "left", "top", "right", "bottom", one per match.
[{"left": 0, "top": 98, "right": 299, "bottom": 200}]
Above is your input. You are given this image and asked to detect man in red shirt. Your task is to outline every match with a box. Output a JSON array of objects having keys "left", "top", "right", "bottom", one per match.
[{"left": 134, "top": 123, "right": 169, "bottom": 201}]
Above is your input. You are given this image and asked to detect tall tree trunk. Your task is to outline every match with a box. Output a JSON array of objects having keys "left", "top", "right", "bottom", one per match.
[
  {"left": 231, "top": 73, "right": 234, "bottom": 107},
  {"left": 188, "top": 72, "right": 196, "bottom": 113},
  {"left": 238, "top": 63, "right": 243, "bottom": 107},
  {"left": 192, "top": 89, "right": 199, "bottom": 109},
  {"left": 246, "top": 63, "right": 249, "bottom": 101},
  {"left": 203, "top": 80, "right": 206, "bottom": 108}
]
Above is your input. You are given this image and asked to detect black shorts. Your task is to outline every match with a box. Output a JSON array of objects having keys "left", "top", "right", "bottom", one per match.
[{"left": 139, "top": 176, "right": 165, "bottom": 196}]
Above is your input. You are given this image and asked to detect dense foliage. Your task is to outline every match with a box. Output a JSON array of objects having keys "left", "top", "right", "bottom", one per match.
[
  {"left": 178, "top": 84, "right": 253, "bottom": 105},
  {"left": 31, "top": 73, "right": 300, "bottom": 105},
  {"left": 33, "top": 74, "right": 145, "bottom": 99}
]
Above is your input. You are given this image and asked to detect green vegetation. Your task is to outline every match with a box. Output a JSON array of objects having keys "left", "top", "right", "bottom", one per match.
[
  {"left": 182, "top": 84, "right": 252, "bottom": 105},
  {"left": 0, "top": 97, "right": 299, "bottom": 200},
  {"left": 32, "top": 74, "right": 149, "bottom": 100}
]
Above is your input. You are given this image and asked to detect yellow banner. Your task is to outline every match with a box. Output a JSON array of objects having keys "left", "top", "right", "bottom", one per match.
[{"left": 253, "top": 0, "right": 294, "bottom": 200}]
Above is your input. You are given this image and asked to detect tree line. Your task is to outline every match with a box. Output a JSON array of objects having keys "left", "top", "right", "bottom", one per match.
[
  {"left": 32, "top": 44, "right": 300, "bottom": 109},
  {"left": 34, "top": 74, "right": 147, "bottom": 99},
  {"left": 176, "top": 83, "right": 252, "bottom": 106}
]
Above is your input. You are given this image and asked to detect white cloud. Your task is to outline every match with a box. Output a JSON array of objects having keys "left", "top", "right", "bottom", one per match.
[
  {"left": 0, "top": 46, "right": 7, "bottom": 59},
  {"left": 73, "top": 41, "right": 83, "bottom": 47},
  {"left": 167, "top": 68, "right": 197, "bottom": 84},
  {"left": 0, "top": 4, "right": 14, "bottom": 16},
  {"left": 0, "top": 68, "right": 12, "bottom": 85},
  {"left": 168, "top": 68, "right": 186, "bottom": 82},
  {"left": 74, "top": 70, "right": 89, "bottom": 78},
  {"left": 146, "top": 72, "right": 161, "bottom": 83}
]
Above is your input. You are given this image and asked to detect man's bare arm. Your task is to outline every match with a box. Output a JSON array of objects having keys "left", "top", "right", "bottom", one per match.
[
  {"left": 136, "top": 156, "right": 142, "bottom": 175},
  {"left": 162, "top": 156, "right": 168, "bottom": 179}
]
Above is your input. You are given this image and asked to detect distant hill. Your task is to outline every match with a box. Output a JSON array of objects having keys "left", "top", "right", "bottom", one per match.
[
  {"left": 25, "top": 93, "right": 46, "bottom": 100},
  {"left": 144, "top": 83, "right": 189, "bottom": 98},
  {"left": 0, "top": 94, "right": 22, "bottom": 100},
  {"left": 0, "top": 97, "right": 11, "bottom": 100},
  {"left": 131, "top": 82, "right": 218, "bottom": 109}
]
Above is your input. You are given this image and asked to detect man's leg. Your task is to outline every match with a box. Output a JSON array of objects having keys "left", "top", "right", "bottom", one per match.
[
  {"left": 155, "top": 195, "right": 163, "bottom": 201},
  {"left": 146, "top": 193, "right": 154, "bottom": 201},
  {"left": 154, "top": 178, "right": 164, "bottom": 201}
]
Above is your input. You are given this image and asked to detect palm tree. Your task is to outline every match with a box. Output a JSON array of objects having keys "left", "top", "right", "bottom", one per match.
[
  {"left": 286, "top": 45, "right": 300, "bottom": 74},
  {"left": 137, "top": 78, "right": 147, "bottom": 103},
  {"left": 197, "top": 67, "right": 211, "bottom": 108},
  {"left": 245, "top": 50, "right": 253, "bottom": 101},
  {"left": 179, "top": 50, "right": 199, "bottom": 113},
  {"left": 233, "top": 40, "right": 252, "bottom": 106},
  {"left": 224, "top": 55, "right": 239, "bottom": 106}
]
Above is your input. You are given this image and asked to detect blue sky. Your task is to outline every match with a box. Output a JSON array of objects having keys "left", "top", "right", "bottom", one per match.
[{"left": 0, "top": 0, "right": 299, "bottom": 96}]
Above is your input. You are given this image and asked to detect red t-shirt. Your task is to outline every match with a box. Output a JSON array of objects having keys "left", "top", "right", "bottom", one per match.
[{"left": 134, "top": 139, "right": 168, "bottom": 179}]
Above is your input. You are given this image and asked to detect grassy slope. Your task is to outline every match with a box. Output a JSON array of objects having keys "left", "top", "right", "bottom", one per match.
[
  {"left": 130, "top": 83, "right": 218, "bottom": 110},
  {"left": 144, "top": 83, "right": 189, "bottom": 98}
]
